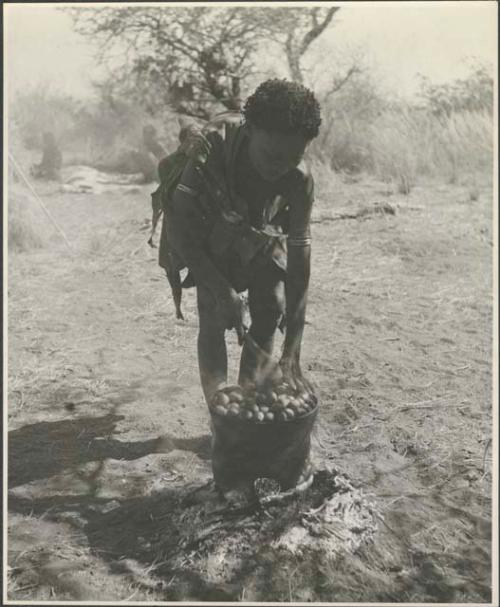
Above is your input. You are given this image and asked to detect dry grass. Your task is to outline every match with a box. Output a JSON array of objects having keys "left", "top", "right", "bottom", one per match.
[
  {"left": 87, "top": 232, "right": 109, "bottom": 254},
  {"left": 312, "top": 107, "right": 493, "bottom": 193},
  {"left": 8, "top": 188, "right": 48, "bottom": 253}
]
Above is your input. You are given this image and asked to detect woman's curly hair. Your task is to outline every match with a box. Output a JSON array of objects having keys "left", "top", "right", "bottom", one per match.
[{"left": 243, "top": 79, "right": 321, "bottom": 140}]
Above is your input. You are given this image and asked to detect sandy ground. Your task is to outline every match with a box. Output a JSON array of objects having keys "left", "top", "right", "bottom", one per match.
[{"left": 6, "top": 172, "right": 494, "bottom": 603}]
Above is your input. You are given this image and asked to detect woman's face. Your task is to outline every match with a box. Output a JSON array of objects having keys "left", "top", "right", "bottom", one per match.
[{"left": 247, "top": 125, "right": 309, "bottom": 182}]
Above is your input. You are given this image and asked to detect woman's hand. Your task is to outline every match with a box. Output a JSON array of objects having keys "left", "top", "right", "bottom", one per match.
[
  {"left": 216, "top": 288, "right": 248, "bottom": 344},
  {"left": 279, "top": 355, "right": 314, "bottom": 393},
  {"left": 179, "top": 127, "right": 212, "bottom": 163}
]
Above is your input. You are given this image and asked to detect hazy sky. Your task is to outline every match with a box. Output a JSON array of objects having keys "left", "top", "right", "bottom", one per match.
[{"left": 4, "top": 2, "right": 497, "bottom": 100}]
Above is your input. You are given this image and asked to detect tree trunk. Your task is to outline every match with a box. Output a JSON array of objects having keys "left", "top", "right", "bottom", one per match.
[{"left": 285, "top": 34, "right": 304, "bottom": 84}]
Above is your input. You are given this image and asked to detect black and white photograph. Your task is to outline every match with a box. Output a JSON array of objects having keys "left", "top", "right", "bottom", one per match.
[{"left": 3, "top": 1, "right": 498, "bottom": 605}]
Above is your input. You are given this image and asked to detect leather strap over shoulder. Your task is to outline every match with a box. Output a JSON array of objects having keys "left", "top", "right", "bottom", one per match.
[{"left": 176, "top": 183, "right": 199, "bottom": 197}]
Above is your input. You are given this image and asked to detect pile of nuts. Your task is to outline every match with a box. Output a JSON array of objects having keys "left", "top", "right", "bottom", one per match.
[{"left": 210, "top": 382, "right": 318, "bottom": 422}]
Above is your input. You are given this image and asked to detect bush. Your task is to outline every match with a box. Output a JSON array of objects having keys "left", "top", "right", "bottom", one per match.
[
  {"left": 418, "top": 65, "right": 493, "bottom": 117},
  {"left": 310, "top": 101, "right": 492, "bottom": 189},
  {"left": 9, "top": 65, "right": 493, "bottom": 190},
  {"left": 310, "top": 72, "right": 385, "bottom": 173},
  {"left": 308, "top": 63, "right": 493, "bottom": 188},
  {"left": 9, "top": 82, "right": 182, "bottom": 169}
]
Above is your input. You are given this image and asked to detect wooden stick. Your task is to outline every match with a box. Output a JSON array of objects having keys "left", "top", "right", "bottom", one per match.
[
  {"left": 397, "top": 402, "right": 458, "bottom": 411},
  {"left": 9, "top": 153, "right": 75, "bottom": 255}
]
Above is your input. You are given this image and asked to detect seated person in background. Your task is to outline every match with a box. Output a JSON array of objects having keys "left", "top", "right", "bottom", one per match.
[{"left": 31, "top": 132, "right": 62, "bottom": 180}]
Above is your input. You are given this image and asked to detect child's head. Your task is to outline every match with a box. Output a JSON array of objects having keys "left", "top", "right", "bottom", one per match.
[{"left": 243, "top": 79, "right": 321, "bottom": 182}]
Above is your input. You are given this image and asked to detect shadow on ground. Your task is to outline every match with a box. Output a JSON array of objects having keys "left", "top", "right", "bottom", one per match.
[
  {"left": 7, "top": 413, "right": 492, "bottom": 603},
  {"left": 8, "top": 413, "right": 211, "bottom": 488}
]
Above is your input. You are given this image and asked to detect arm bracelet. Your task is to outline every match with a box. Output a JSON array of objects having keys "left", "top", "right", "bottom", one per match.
[{"left": 287, "top": 236, "right": 312, "bottom": 247}]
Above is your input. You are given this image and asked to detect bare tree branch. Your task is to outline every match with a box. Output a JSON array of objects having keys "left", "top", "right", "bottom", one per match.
[
  {"left": 299, "top": 7, "right": 340, "bottom": 57},
  {"left": 324, "top": 66, "right": 362, "bottom": 101},
  {"left": 66, "top": 5, "right": 342, "bottom": 115},
  {"left": 278, "top": 6, "right": 340, "bottom": 84}
]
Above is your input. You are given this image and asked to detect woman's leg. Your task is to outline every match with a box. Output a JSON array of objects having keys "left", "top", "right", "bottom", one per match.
[
  {"left": 238, "top": 264, "right": 285, "bottom": 386},
  {"left": 197, "top": 285, "right": 228, "bottom": 404}
]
